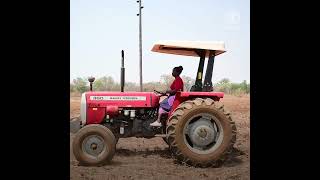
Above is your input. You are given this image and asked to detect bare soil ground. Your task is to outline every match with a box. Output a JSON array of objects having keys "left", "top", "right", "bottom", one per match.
[{"left": 70, "top": 94, "right": 250, "bottom": 180}]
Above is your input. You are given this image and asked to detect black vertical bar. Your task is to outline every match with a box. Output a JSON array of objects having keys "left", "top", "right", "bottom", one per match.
[
  {"left": 203, "top": 50, "right": 215, "bottom": 92},
  {"left": 121, "top": 50, "right": 125, "bottom": 92},
  {"left": 190, "top": 50, "right": 206, "bottom": 91}
]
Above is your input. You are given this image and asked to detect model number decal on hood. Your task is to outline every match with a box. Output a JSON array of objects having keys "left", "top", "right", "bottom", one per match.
[{"left": 90, "top": 96, "right": 147, "bottom": 101}]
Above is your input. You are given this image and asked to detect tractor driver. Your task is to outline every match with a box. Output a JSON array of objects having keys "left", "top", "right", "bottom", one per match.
[{"left": 150, "top": 66, "right": 184, "bottom": 127}]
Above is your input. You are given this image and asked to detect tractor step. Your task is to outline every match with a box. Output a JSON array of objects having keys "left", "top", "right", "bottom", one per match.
[{"left": 155, "top": 134, "right": 166, "bottom": 138}]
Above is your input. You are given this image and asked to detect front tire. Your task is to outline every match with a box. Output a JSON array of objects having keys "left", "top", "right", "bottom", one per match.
[
  {"left": 72, "top": 124, "right": 116, "bottom": 166},
  {"left": 166, "top": 98, "right": 237, "bottom": 167}
]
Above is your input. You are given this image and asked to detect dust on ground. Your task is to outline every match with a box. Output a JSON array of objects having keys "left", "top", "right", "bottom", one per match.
[{"left": 70, "top": 94, "right": 250, "bottom": 180}]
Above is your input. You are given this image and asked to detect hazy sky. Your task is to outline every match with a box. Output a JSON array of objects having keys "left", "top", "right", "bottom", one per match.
[{"left": 70, "top": 0, "right": 250, "bottom": 83}]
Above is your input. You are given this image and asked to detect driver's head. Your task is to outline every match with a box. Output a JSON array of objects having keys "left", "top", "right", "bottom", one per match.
[{"left": 172, "top": 66, "right": 183, "bottom": 77}]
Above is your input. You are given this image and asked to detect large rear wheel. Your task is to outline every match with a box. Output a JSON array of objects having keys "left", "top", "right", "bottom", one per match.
[
  {"left": 72, "top": 124, "right": 116, "bottom": 166},
  {"left": 166, "top": 98, "right": 236, "bottom": 167}
]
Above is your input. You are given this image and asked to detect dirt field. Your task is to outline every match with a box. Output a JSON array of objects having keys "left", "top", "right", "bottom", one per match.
[{"left": 70, "top": 94, "right": 250, "bottom": 180}]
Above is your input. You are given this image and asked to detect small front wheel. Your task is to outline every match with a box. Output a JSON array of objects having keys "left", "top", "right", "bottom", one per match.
[{"left": 72, "top": 124, "right": 116, "bottom": 166}]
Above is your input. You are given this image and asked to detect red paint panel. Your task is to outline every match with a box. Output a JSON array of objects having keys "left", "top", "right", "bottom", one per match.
[
  {"left": 106, "top": 105, "right": 119, "bottom": 118},
  {"left": 87, "top": 107, "right": 106, "bottom": 124},
  {"left": 86, "top": 92, "right": 159, "bottom": 108}
]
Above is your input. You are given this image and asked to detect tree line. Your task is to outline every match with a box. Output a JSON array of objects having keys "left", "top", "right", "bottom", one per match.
[{"left": 70, "top": 75, "right": 249, "bottom": 96}]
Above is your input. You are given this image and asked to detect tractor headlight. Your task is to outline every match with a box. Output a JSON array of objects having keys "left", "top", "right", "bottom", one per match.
[{"left": 80, "top": 92, "right": 87, "bottom": 126}]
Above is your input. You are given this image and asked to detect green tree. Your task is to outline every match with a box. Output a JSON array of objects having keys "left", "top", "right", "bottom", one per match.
[
  {"left": 73, "top": 77, "right": 88, "bottom": 93},
  {"left": 214, "top": 78, "right": 232, "bottom": 93},
  {"left": 240, "top": 80, "right": 249, "bottom": 93},
  {"left": 143, "top": 82, "right": 158, "bottom": 92},
  {"left": 160, "top": 74, "right": 174, "bottom": 88},
  {"left": 217, "top": 78, "right": 230, "bottom": 85},
  {"left": 92, "top": 76, "right": 117, "bottom": 91},
  {"left": 125, "top": 82, "right": 139, "bottom": 91},
  {"left": 93, "top": 77, "right": 106, "bottom": 91},
  {"left": 181, "top": 75, "right": 194, "bottom": 91},
  {"left": 70, "top": 83, "right": 75, "bottom": 92},
  {"left": 230, "top": 83, "right": 242, "bottom": 94},
  {"left": 103, "top": 76, "right": 115, "bottom": 91},
  {"left": 70, "top": 75, "right": 250, "bottom": 95}
]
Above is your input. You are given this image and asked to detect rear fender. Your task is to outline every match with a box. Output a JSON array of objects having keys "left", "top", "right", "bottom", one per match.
[{"left": 167, "top": 91, "right": 224, "bottom": 123}]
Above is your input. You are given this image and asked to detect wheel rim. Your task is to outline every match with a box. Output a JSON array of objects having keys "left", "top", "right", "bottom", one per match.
[
  {"left": 183, "top": 113, "right": 224, "bottom": 155},
  {"left": 81, "top": 135, "right": 107, "bottom": 158}
]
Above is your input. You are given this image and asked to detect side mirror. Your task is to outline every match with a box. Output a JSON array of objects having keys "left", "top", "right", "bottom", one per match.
[{"left": 88, "top": 77, "right": 95, "bottom": 91}]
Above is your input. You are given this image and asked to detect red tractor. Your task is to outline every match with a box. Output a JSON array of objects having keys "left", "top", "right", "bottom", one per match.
[{"left": 72, "top": 41, "right": 237, "bottom": 167}]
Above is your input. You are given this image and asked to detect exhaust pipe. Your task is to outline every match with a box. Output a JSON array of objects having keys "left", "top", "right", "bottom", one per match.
[{"left": 120, "top": 50, "right": 125, "bottom": 92}]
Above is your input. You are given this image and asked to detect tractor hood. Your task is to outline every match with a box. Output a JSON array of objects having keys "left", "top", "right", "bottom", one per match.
[
  {"left": 85, "top": 91, "right": 160, "bottom": 108},
  {"left": 151, "top": 41, "right": 226, "bottom": 57}
]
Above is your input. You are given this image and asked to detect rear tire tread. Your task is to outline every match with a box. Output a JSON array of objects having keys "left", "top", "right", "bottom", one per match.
[{"left": 166, "top": 98, "right": 237, "bottom": 167}]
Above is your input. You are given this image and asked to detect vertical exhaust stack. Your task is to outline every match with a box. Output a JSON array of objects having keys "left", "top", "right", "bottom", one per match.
[{"left": 120, "top": 50, "right": 125, "bottom": 92}]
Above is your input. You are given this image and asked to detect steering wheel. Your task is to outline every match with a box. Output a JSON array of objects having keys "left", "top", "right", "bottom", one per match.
[{"left": 154, "top": 90, "right": 167, "bottom": 96}]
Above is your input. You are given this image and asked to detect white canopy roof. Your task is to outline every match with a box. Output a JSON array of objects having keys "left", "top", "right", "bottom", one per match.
[{"left": 151, "top": 40, "right": 226, "bottom": 57}]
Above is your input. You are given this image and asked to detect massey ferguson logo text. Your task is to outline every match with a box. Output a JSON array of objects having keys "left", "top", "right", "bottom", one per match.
[{"left": 90, "top": 96, "right": 146, "bottom": 101}]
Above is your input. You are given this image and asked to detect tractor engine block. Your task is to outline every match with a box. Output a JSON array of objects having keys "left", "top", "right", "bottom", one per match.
[{"left": 103, "top": 108, "right": 161, "bottom": 139}]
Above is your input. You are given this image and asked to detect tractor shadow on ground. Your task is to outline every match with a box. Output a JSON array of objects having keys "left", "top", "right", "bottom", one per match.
[
  {"left": 116, "top": 147, "right": 172, "bottom": 159},
  {"left": 115, "top": 147, "right": 246, "bottom": 168}
]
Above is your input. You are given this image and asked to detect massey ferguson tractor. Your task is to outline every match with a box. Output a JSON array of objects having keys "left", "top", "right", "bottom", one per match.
[{"left": 72, "top": 41, "right": 237, "bottom": 167}]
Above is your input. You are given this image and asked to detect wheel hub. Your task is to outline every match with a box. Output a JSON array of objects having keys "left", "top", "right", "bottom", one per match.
[
  {"left": 188, "top": 118, "right": 217, "bottom": 147},
  {"left": 82, "top": 135, "right": 105, "bottom": 157},
  {"left": 197, "top": 127, "right": 208, "bottom": 138},
  {"left": 91, "top": 143, "right": 97, "bottom": 150}
]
